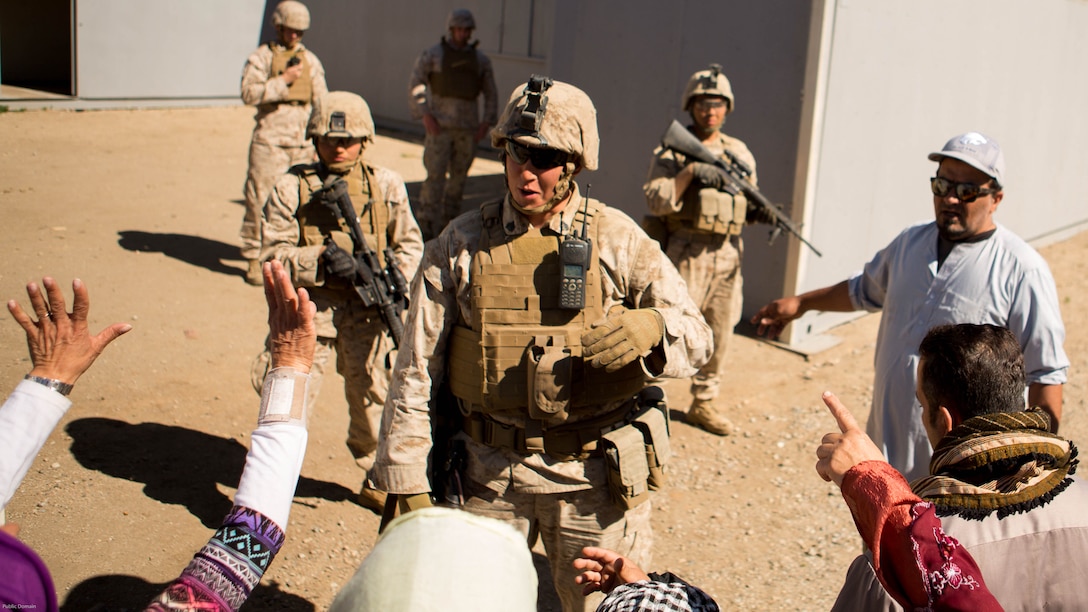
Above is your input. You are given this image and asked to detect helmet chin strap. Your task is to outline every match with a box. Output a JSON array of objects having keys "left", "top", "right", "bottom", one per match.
[
  {"left": 326, "top": 159, "right": 356, "bottom": 174},
  {"left": 317, "top": 139, "right": 365, "bottom": 174},
  {"left": 507, "top": 161, "right": 577, "bottom": 216}
]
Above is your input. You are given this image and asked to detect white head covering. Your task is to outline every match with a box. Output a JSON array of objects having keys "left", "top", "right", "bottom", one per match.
[{"left": 329, "top": 507, "right": 537, "bottom": 611}]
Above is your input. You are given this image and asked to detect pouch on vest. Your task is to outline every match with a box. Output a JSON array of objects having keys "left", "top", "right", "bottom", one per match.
[
  {"left": 601, "top": 424, "right": 651, "bottom": 510},
  {"left": 689, "top": 188, "right": 746, "bottom": 236},
  {"left": 526, "top": 336, "right": 572, "bottom": 425},
  {"left": 631, "top": 388, "right": 670, "bottom": 491},
  {"left": 269, "top": 45, "right": 312, "bottom": 104}
]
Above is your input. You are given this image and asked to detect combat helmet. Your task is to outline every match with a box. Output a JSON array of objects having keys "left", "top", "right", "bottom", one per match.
[
  {"left": 491, "top": 76, "right": 599, "bottom": 171},
  {"left": 681, "top": 63, "right": 734, "bottom": 114},
  {"left": 272, "top": 1, "right": 311, "bottom": 31},
  {"left": 307, "top": 91, "right": 375, "bottom": 141},
  {"left": 447, "top": 8, "right": 476, "bottom": 30}
]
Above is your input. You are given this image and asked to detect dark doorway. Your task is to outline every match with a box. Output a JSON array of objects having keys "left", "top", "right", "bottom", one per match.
[{"left": 0, "top": 0, "right": 73, "bottom": 95}]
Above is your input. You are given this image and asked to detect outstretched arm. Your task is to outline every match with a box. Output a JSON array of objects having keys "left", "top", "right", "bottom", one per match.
[
  {"left": 1, "top": 277, "right": 131, "bottom": 511},
  {"left": 148, "top": 261, "right": 317, "bottom": 612},
  {"left": 750, "top": 280, "right": 854, "bottom": 340},
  {"left": 818, "top": 392, "right": 1002, "bottom": 611}
]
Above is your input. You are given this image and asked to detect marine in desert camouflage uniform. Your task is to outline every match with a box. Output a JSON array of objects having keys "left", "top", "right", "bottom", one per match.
[
  {"left": 240, "top": 0, "right": 328, "bottom": 285},
  {"left": 261, "top": 92, "right": 422, "bottom": 512},
  {"left": 643, "top": 64, "right": 777, "bottom": 436},
  {"left": 372, "top": 78, "right": 711, "bottom": 612},
  {"left": 408, "top": 8, "right": 498, "bottom": 239}
]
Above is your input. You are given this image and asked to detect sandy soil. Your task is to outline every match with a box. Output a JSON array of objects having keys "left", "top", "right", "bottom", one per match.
[{"left": 1, "top": 106, "right": 1085, "bottom": 611}]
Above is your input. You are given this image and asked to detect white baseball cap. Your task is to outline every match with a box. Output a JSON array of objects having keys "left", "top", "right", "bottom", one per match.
[{"left": 928, "top": 131, "right": 1005, "bottom": 183}]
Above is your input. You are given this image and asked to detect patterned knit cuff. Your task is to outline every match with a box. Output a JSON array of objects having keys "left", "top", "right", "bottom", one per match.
[{"left": 147, "top": 506, "right": 286, "bottom": 612}]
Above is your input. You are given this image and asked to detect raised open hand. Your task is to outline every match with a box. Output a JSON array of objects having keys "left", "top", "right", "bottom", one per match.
[
  {"left": 263, "top": 260, "right": 317, "bottom": 372},
  {"left": 7, "top": 277, "right": 131, "bottom": 388}
]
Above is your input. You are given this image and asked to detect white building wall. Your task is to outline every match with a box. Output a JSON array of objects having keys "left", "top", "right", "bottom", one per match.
[
  {"left": 305, "top": 0, "right": 550, "bottom": 130},
  {"left": 787, "top": 0, "right": 1088, "bottom": 345},
  {"left": 74, "top": 0, "right": 265, "bottom": 98}
]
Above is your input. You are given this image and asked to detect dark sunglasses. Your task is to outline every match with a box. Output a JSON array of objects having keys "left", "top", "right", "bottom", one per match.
[
  {"left": 321, "top": 136, "right": 363, "bottom": 148},
  {"left": 505, "top": 141, "right": 570, "bottom": 169},
  {"left": 930, "top": 176, "right": 997, "bottom": 203}
]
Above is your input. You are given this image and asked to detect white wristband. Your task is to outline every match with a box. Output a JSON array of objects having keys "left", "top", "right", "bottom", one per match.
[{"left": 258, "top": 367, "right": 311, "bottom": 427}]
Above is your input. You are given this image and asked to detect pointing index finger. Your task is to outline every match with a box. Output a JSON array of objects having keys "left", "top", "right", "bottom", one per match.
[{"left": 822, "top": 390, "right": 860, "bottom": 433}]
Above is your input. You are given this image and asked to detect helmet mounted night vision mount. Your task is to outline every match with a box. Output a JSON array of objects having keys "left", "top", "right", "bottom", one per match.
[
  {"left": 515, "top": 75, "right": 554, "bottom": 145},
  {"left": 329, "top": 111, "right": 346, "bottom": 134}
]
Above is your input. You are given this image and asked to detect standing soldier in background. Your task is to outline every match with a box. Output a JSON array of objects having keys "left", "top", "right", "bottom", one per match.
[
  {"left": 408, "top": 8, "right": 499, "bottom": 239},
  {"left": 239, "top": 0, "right": 328, "bottom": 285},
  {"left": 261, "top": 91, "right": 423, "bottom": 512},
  {"left": 372, "top": 77, "right": 711, "bottom": 611},
  {"left": 643, "top": 64, "right": 777, "bottom": 436}
]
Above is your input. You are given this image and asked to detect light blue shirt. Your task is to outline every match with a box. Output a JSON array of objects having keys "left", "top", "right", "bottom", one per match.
[{"left": 848, "top": 222, "right": 1068, "bottom": 481}]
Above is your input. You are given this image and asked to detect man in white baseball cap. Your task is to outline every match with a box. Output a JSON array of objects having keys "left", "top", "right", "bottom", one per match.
[{"left": 752, "top": 131, "right": 1068, "bottom": 482}]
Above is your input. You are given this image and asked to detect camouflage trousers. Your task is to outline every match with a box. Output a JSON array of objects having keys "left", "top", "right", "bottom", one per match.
[
  {"left": 254, "top": 302, "right": 393, "bottom": 474},
  {"left": 418, "top": 128, "right": 476, "bottom": 239},
  {"left": 666, "top": 231, "right": 743, "bottom": 404},
  {"left": 240, "top": 140, "right": 314, "bottom": 260},
  {"left": 461, "top": 469, "right": 653, "bottom": 612}
]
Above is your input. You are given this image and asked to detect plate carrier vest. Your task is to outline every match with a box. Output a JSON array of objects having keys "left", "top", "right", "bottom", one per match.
[
  {"left": 269, "top": 43, "right": 313, "bottom": 104},
  {"left": 430, "top": 39, "right": 482, "bottom": 101},
  {"left": 447, "top": 199, "right": 647, "bottom": 430},
  {"left": 294, "top": 162, "right": 388, "bottom": 300}
]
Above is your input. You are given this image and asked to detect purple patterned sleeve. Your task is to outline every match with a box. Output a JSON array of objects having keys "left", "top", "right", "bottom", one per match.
[{"left": 145, "top": 506, "right": 285, "bottom": 612}]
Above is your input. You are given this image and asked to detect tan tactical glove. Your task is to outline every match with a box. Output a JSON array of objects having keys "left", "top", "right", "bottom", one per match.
[{"left": 582, "top": 308, "right": 665, "bottom": 373}]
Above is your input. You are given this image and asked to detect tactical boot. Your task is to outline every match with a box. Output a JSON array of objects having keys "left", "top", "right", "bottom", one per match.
[
  {"left": 244, "top": 259, "right": 264, "bottom": 286},
  {"left": 357, "top": 482, "right": 387, "bottom": 514},
  {"left": 687, "top": 400, "right": 734, "bottom": 436}
]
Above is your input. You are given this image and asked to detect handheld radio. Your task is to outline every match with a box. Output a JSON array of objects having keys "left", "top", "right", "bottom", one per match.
[{"left": 558, "top": 184, "right": 592, "bottom": 310}]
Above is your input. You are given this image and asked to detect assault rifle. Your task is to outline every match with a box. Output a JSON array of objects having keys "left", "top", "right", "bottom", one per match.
[
  {"left": 660, "top": 120, "right": 822, "bottom": 257},
  {"left": 319, "top": 176, "right": 409, "bottom": 347}
]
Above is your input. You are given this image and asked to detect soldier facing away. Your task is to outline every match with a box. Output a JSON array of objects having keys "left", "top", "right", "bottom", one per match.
[
  {"left": 643, "top": 64, "right": 778, "bottom": 436},
  {"left": 239, "top": 0, "right": 328, "bottom": 285},
  {"left": 407, "top": 8, "right": 499, "bottom": 240},
  {"left": 372, "top": 77, "right": 712, "bottom": 612},
  {"left": 260, "top": 91, "right": 423, "bottom": 512}
]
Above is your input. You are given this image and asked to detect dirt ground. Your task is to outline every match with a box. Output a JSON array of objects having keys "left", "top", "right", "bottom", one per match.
[{"left": 1, "top": 106, "right": 1086, "bottom": 611}]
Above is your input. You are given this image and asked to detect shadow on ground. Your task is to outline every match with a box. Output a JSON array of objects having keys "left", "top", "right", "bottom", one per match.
[
  {"left": 62, "top": 574, "right": 314, "bottom": 611},
  {"left": 67, "top": 417, "right": 353, "bottom": 528},
  {"left": 117, "top": 231, "right": 245, "bottom": 279}
]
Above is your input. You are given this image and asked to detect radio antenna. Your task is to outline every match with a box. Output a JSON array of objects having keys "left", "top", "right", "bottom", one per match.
[{"left": 580, "top": 183, "right": 591, "bottom": 241}]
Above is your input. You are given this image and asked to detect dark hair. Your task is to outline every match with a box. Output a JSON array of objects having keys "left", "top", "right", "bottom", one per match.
[{"left": 918, "top": 324, "right": 1025, "bottom": 421}]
